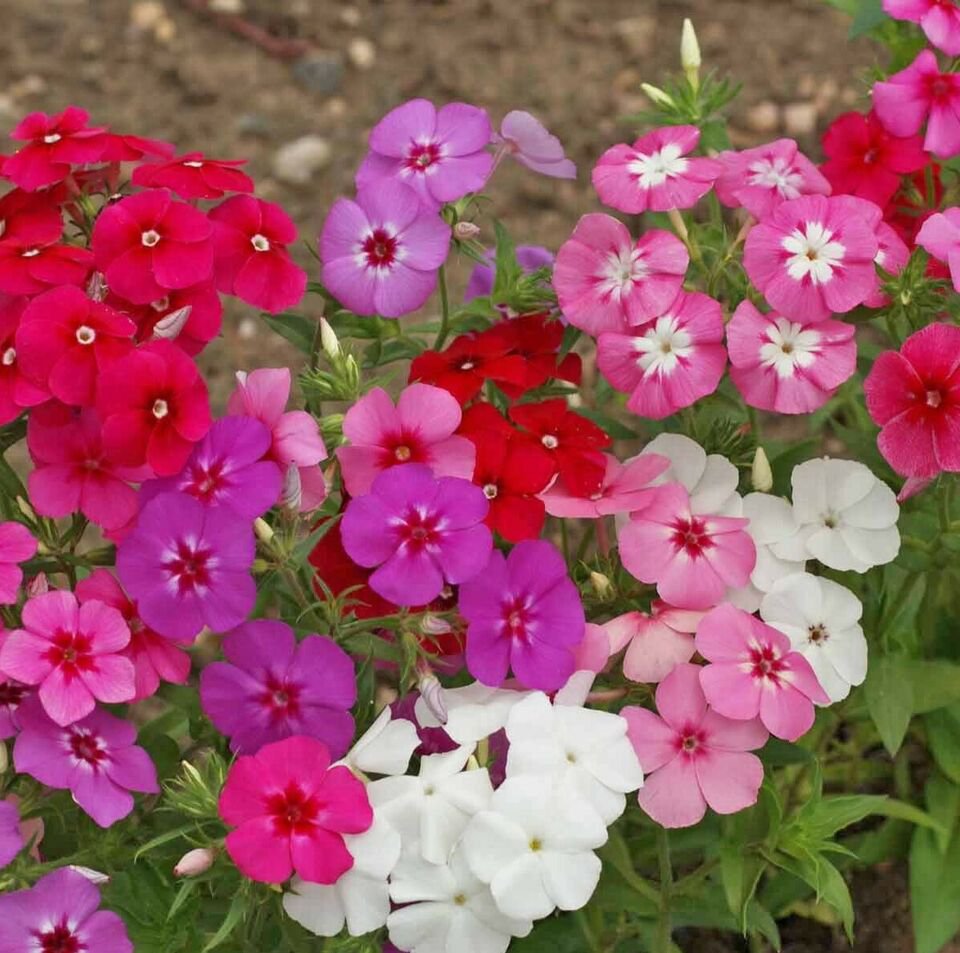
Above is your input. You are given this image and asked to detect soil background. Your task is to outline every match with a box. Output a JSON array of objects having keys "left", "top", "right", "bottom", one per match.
[{"left": 0, "top": 0, "right": 954, "bottom": 951}]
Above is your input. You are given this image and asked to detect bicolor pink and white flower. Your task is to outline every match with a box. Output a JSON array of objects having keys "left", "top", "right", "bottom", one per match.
[{"left": 604, "top": 602, "right": 703, "bottom": 683}]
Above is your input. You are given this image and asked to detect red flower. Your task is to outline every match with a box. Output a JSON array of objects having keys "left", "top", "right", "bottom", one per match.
[
  {"left": 133, "top": 152, "right": 255, "bottom": 200},
  {"left": 16, "top": 286, "right": 135, "bottom": 406},
  {"left": 113, "top": 282, "right": 223, "bottom": 356},
  {"left": 92, "top": 189, "right": 214, "bottom": 305},
  {"left": 208, "top": 195, "right": 306, "bottom": 313},
  {"left": 98, "top": 133, "right": 176, "bottom": 163},
  {"left": 0, "top": 190, "right": 63, "bottom": 244},
  {"left": 0, "top": 295, "right": 48, "bottom": 425},
  {"left": 96, "top": 340, "right": 212, "bottom": 476},
  {"left": 496, "top": 312, "right": 582, "bottom": 399},
  {"left": 509, "top": 398, "right": 609, "bottom": 496},
  {"left": 0, "top": 209, "right": 92, "bottom": 297},
  {"left": 885, "top": 166, "right": 945, "bottom": 247}
]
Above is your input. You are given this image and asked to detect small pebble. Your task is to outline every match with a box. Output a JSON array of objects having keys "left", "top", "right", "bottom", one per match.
[
  {"left": 272, "top": 135, "right": 333, "bottom": 185},
  {"left": 783, "top": 101, "right": 818, "bottom": 137},
  {"left": 292, "top": 51, "right": 345, "bottom": 95},
  {"left": 348, "top": 37, "right": 376, "bottom": 70},
  {"left": 745, "top": 101, "right": 780, "bottom": 134}
]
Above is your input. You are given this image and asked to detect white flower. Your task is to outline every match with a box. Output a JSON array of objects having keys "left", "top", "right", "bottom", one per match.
[
  {"left": 388, "top": 846, "right": 532, "bottom": 953},
  {"left": 415, "top": 682, "right": 528, "bottom": 746},
  {"left": 283, "top": 815, "right": 401, "bottom": 937},
  {"left": 368, "top": 746, "right": 493, "bottom": 864},
  {"left": 760, "top": 572, "right": 868, "bottom": 703},
  {"left": 461, "top": 776, "right": 607, "bottom": 921},
  {"left": 343, "top": 707, "right": 420, "bottom": 777},
  {"left": 504, "top": 693, "right": 643, "bottom": 824},
  {"left": 787, "top": 459, "right": 900, "bottom": 572}
]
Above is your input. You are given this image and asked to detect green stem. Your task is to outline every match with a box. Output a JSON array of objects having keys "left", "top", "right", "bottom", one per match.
[
  {"left": 434, "top": 264, "right": 451, "bottom": 349},
  {"left": 560, "top": 518, "right": 571, "bottom": 566},
  {"left": 938, "top": 476, "right": 954, "bottom": 534},
  {"left": 655, "top": 828, "right": 674, "bottom": 953},
  {"left": 746, "top": 404, "right": 761, "bottom": 441}
]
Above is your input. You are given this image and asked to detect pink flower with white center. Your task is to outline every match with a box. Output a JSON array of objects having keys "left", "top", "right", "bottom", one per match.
[
  {"left": 356, "top": 99, "right": 494, "bottom": 207},
  {"left": 618, "top": 482, "right": 756, "bottom": 611},
  {"left": 553, "top": 213, "right": 689, "bottom": 335},
  {"left": 696, "top": 603, "right": 829, "bottom": 741},
  {"left": 0, "top": 590, "right": 135, "bottom": 727},
  {"left": 715, "top": 139, "right": 831, "bottom": 220},
  {"left": 320, "top": 182, "right": 451, "bottom": 319},
  {"left": 495, "top": 110, "right": 577, "bottom": 179},
  {"left": 592, "top": 125, "right": 722, "bottom": 214},
  {"left": 622, "top": 663, "right": 768, "bottom": 828},
  {"left": 883, "top": 1, "right": 960, "bottom": 57},
  {"left": 338, "top": 383, "right": 476, "bottom": 497},
  {"left": 604, "top": 602, "right": 704, "bottom": 683},
  {"left": 596, "top": 290, "right": 727, "bottom": 419},
  {"left": 742, "top": 194, "right": 880, "bottom": 323},
  {"left": 726, "top": 300, "right": 857, "bottom": 415}
]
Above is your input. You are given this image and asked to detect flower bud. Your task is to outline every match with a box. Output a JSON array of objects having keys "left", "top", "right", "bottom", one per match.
[
  {"left": 319, "top": 317, "right": 341, "bottom": 360},
  {"left": 897, "top": 476, "right": 933, "bottom": 503},
  {"left": 421, "top": 613, "right": 453, "bottom": 637},
  {"left": 15, "top": 497, "right": 36, "bottom": 521},
  {"left": 86, "top": 271, "right": 108, "bottom": 302},
  {"left": 416, "top": 662, "right": 448, "bottom": 723},
  {"left": 280, "top": 465, "right": 302, "bottom": 514},
  {"left": 0, "top": 742, "right": 8, "bottom": 774},
  {"left": 453, "top": 221, "right": 481, "bottom": 241},
  {"left": 152, "top": 305, "right": 192, "bottom": 341},
  {"left": 589, "top": 571, "right": 613, "bottom": 600},
  {"left": 67, "top": 865, "right": 110, "bottom": 885},
  {"left": 26, "top": 573, "right": 49, "bottom": 598},
  {"left": 174, "top": 847, "right": 216, "bottom": 878},
  {"left": 253, "top": 517, "right": 274, "bottom": 544},
  {"left": 640, "top": 83, "right": 675, "bottom": 108},
  {"left": 751, "top": 446, "right": 774, "bottom": 493},
  {"left": 681, "top": 19, "right": 701, "bottom": 87}
]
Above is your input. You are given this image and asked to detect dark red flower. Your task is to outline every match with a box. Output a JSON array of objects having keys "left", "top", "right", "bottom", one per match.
[
  {"left": 0, "top": 190, "right": 63, "bottom": 244},
  {"left": 0, "top": 295, "right": 48, "bottom": 426},
  {"left": 496, "top": 312, "right": 582, "bottom": 399},
  {"left": 133, "top": 152, "right": 255, "bottom": 200},
  {"left": 885, "top": 165, "right": 945, "bottom": 247}
]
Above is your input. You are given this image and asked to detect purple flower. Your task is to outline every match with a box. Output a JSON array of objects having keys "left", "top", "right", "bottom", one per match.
[
  {"left": 459, "top": 539, "right": 585, "bottom": 691},
  {"left": 199, "top": 619, "right": 357, "bottom": 756},
  {"left": 495, "top": 110, "right": 577, "bottom": 179},
  {"left": 463, "top": 244, "right": 555, "bottom": 303},
  {"left": 341, "top": 463, "right": 492, "bottom": 607},
  {"left": 0, "top": 866, "right": 133, "bottom": 953},
  {"left": 356, "top": 98, "right": 493, "bottom": 207},
  {"left": 0, "top": 798, "right": 22, "bottom": 868},
  {"left": 13, "top": 698, "right": 158, "bottom": 828},
  {"left": 138, "top": 416, "right": 282, "bottom": 520},
  {"left": 0, "top": 679, "right": 31, "bottom": 739},
  {"left": 320, "top": 182, "right": 451, "bottom": 319},
  {"left": 117, "top": 491, "right": 255, "bottom": 641}
]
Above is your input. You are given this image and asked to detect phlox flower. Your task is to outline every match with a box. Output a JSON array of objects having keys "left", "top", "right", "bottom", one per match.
[
  {"left": 132, "top": 151, "right": 254, "bottom": 199},
  {"left": 13, "top": 698, "right": 158, "bottom": 827},
  {"left": 760, "top": 573, "right": 867, "bottom": 704},
  {"left": 0, "top": 680, "right": 31, "bottom": 739},
  {"left": 0, "top": 189, "right": 62, "bottom": 244},
  {"left": 0, "top": 798, "right": 22, "bottom": 867},
  {"left": 219, "top": 735, "right": 373, "bottom": 884},
  {"left": 0, "top": 296, "right": 48, "bottom": 426},
  {"left": 495, "top": 110, "right": 576, "bottom": 179},
  {"left": 414, "top": 682, "right": 530, "bottom": 747},
  {"left": 200, "top": 619, "right": 356, "bottom": 757},
  {"left": 98, "top": 130, "right": 174, "bottom": 162},
  {"left": 0, "top": 225, "right": 93, "bottom": 297},
  {"left": 604, "top": 602, "right": 702, "bottom": 683},
  {"left": 340, "top": 464, "right": 492, "bottom": 607},
  {"left": 883, "top": 0, "right": 960, "bottom": 55},
  {"left": 338, "top": 384, "right": 475, "bottom": 497},
  {"left": 342, "top": 706, "right": 420, "bottom": 778},
  {"left": 490, "top": 312, "right": 583, "bottom": 399},
  {"left": 592, "top": 125, "right": 722, "bottom": 213},
  {"left": 459, "top": 540, "right": 585, "bottom": 692},
  {"left": 742, "top": 194, "right": 879, "bottom": 323},
  {"left": 618, "top": 482, "right": 756, "bottom": 611},
  {"left": 864, "top": 322, "right": 960, "bottom": 478},
  {"left": 119, "top": 282, "right": 223, "bottom": 356},
  {"left": 0, "top": 590, "right": 134, "bottom": 726},
  {"left": 0, "top": 521, "right": 37, "bottom": 604},
  {"left": 622, "top": 662, "right": 768, "bottom": 828},
  {"left": 553, "top": 213, "right": 689, "bottom": 335},
  {"left": 597, "top": 290, "right": 726, "bottom": 419},
  {"left": 916, "top": 207, "right": 960, "bottom": 292},
  {"left": 464, "top": 245, "right": 554, "bottom": 303},
  {"left": 321, "top": 181, "right": 450, "bottom": 318},
  {"left": 697, "top": 603, "right": 829, "bottom": 741},
  {"left": 726, "top": 300, "right": 857, "bottom": 414},
  {"left": 356, "top": 98, "right": 493, "bottom": 207}
]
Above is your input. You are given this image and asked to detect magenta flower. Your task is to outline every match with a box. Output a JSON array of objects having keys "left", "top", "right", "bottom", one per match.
[
  {"left": 0, "top": 679, "right": 31, "bottom": 739},
  {"left": 14, "top": 697, "right": 158, "bottom": 827},
  {"left": 0, "top": 591, "right": 135, "bottom": 726},
  {"left": 623, "top": 663, "right": 768, "bottom": 828},
  {"left": 219, "top": 735, "right": 373, "bottom": 884},
  {"left": 917, "top": 207, "right": 960, "bottom": 292},
  {"left": 0, "top": 867, "right": 132, "bottom": 953},
  {"left": 458, "top": 540, "right": 585, "bottom": 691},
  {"left": 116, "top": 491, "right": 256, "bottom": 641},
  {"left": 884, "top": 0, "right": 960, "bottom": 54},
  {"left": 592, "top": 125, "right": 722, "bottom": 214},
  {"left": 338, "top": 384, "right": 475, "bottom": 497},
  {"left": 618, "top": 483, "right": 756, "bottom": 611},
  {"left": 696, "top": 603, "right": 828, "bottom": 741},
  {"left": 742, "top": 194, "right": 880, "bottom": 323},
  {"left": 727, "top": 300, "right": 857, "bottom": 415},
  {"left": 0, "top": 521, "right": 37, "bottom": 604},
  {"left": 597, "top": 290, "right": 727, "bottom": 419},
  {"left": 200, "top": 620, "right": 356, "bottom": 756},
  {"left": 320, "top": 182, "right": 451, "bottom": 319},
  {"left": 356, "top": 98, "right": 493, "bottom": 207},
  {"left": 132, "top": 151, "right": 255, "bottom": 200},
  {"left": 341, "top": 464, "right": 492, "bottom": 607},
  {"left": 494, "top": 110, "right": 576, "bottom": 179},
  {"left": 0, "top": 296, "right": 49, "bottom": 427},
  {"left": 0, "top": 798, "right": 22, "bottom": 867},
  {"left": 604, "top": 602, "right": 704, "bottom": 683},
  {"left": 554, "top": 214, "right": 689, "bottom": 336}
]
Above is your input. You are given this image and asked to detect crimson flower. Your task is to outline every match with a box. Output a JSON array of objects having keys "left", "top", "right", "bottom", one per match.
[
  {"left": 0, "top": 208, "right": 93, "bottom": 296},
  {"left": 0, "top": 296, "right": 48, "bottom": 426},
  {"left": 133, "top": 152, "right": 254, "bottom": 200},
  {"left": 98, "top": 132, "right": 175, "bottom": 163},
  {"left": 496, "top": 312, "right": 582, "bottom": 399},
  {"left": 114, "top": 282, "right": 223, "bottom": 356},
  {"left": 0, "top": 189, "right": 63, "bottom": 244}
]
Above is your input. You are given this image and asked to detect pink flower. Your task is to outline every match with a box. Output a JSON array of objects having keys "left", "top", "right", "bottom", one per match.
[
  {"left": 715, "top": 139, "right": 831, "bottom": 220},
  {"left": 553, "top": 213, "right": 689, "bottom": 335},
  {"left": 0, "top": 296, "right": 49, "bottom": 426},
  {"left": 623, "top": 663, "right": 768, "bottom": 828},
  {"left": 320, "top": 182, "right": 451, "bottom": 319},
  {"left": 356, "top": 98, "right": 493, "bottom": 207},
  {"left": 208, "top": 195, "right": 306, "bottom": 314},
  {"left": 0, "top": 798, "right": 22, "bottom": 867},
  {"left": 596, "top": 290, "right": 727, "bottom": 419},
  {"left": 742, "top": 194, "right": 880, "bottom": 323},
  {"left": 494, "top": 110, "right": 576, "bottom": 179},
  {"left": 132, "top": 152, "right": 255, "bottom": 200},
  {"left": 864, "top": 322, "right": 960, "bottom": 478},
  {"left": 0, "top": 522, "right": 37, "bottom": 605},
  {"left": 92, "top": 189, "right": 215, "bottom": 305},
  {"left": 883, "top": 0, "right": 960, "bottom": 55},
  {"left": 337, "top": 384, "right": 475, "bottom": 497},
  {"left": 873, "top": 50, "right": 960, "bottom": 158},
  {"left": 696, "top": 603, "right": 829, "bottom": 741},
  {"left": 618, "top": 482, "right": 756, "bottom": 610},
  {"left": 604, "top": 602, "right": 703, "bottom": 683},
  {"left": 0, "top": 680, "right": 31, "bottom": 740},
  {"left": 592, "top": 125, "right": 722, "bottom": 214},
  {"left": 726, "top": 300, "right": 857, "bottom": 414},
  {"left": 0, "top": 590, "right": 135, "bottom": 726},
  {"left": 219, "top": 735, "right": 373, "bottom": 884},
  {"left": 916, "top": 206, "right": 960, "bottom": 291}
]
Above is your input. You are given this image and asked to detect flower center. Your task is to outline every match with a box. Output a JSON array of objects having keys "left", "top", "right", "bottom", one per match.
[
  {"left": 747, "top": 156, "right": 804, "bottom": 198},
  {"left": 453, "top": 893, "right": 467, "bottom": 906},
  {"left": 43, "top": 133, "right": 62, "bottom": 145},
  {"left": 38, "top": 922, "right": 81, "bottom": 953},
  {"left": 183, "top": 160, "right": 203, "bottom": 168},
  {"left": 250, "top": 233, "right": 270, "bottom": 252},
  {"left": 929, "top": 73, "right": 955, "bottom": 101},
  {"left": 69, "top": 728, "right": 106, "bottom": 766},
  {"left": 182, "top": 457, "right": 228, "bottom": 503},
  {"left": 681, "top": 735, "right": 699, "bottom": 752},
  {"left": 926, "top": 388, "right": 943, "bottom": 408},
  {"left": 164, "top": 540, "right": 214, "bottom": 594},
  {"left": 152, "top": 398, "right": 169, "bottom": 419},
  {"left": 634, "top": 314, "right": 694, "bottom": 376},
  {"left": 541, "top": 434, "right": 559, "bottom": 449},
  {"left": 458, "top": 359, "right": 476, "bottom": 371},
  {"left": 502, "top": 597, "right": 532, "bottom": 641},
  {"left": 759, "top": 317, "right": 821, "bottom": 379},
  {"left": 44, "top": 629, "right": 94, "bottom": 676},
  {"left": 361, "top": 227, "right": 399, "bottom": 268},
  {"left": 0, "top": 680, "right": 28, "bottom": 708},
  {"left": 748, "top": 644, "right": 786, "bottom": 683},
  {"left": 602, "top": 246, "right": 649, "bottom": 296},
  {"left": 75, "top": 325, "right": 96, "bottom": 346},
  {"left": 141, "top": 229, "right": 161, "bottom": 247},
  {"left": 808, "top": 623, "right": 829, "bottom": 644},
  {"left": 528, "top": 837, "right": 543, "bottom": 852},
  {"left": 822, "top": 511, "right": 839, "bottom": 529},
  {"left": 258, "top": 675, "right": 301, "bottom": 718},
  {"left": 627, "top": 143, "right": 689, "bottom": 189},
  {"left": 394, "top": 445, "right": 412, "bottom": 462},
  {"left": 482, "top": 482, "right": 498, "bottom": 500},
  {"left": 670, "top": 516, "right": 712, "bottom": 558},
  {"left": 266, "top": 783, "right": 320, "bottom": 835},
  {"left": 22, "top": 248, "right": 40, "bottom": 258},
  {"left": 151, "top": 296, "right": 171, "bottom": 312},
  {"left": 782, "top": 222, "right": 845, "bottom": 285},
  {"left": 405, "top": 141, "right": 442, "bottom": 172},
  {"left": 400, "top": 509, "right": 439, "bottom": 551},
  {"left": 862, "top": 148, "right": 878, "bottom": 165},
  {"left": 1, "top": 347, "right": 15, "bottom": 366}
]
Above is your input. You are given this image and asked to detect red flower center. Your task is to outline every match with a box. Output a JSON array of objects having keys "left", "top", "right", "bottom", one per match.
[
  {"left": 1, "top": 346, "right": 16, "bottom": 366},
  {"left": 862, "top": 147, "right": 878, "bottom": 165},
  {"left": 670, "top": 516, "right": 713, "bottom": 558},
  {"left": 362, "top": 228, "right": 398, "bottom": 268},
  {"left": 677, "top": 727, "right": 705, "bottom": 756},
  {"left": 400, "top": 510, "right": 439, "bottom": 551},
  {"left": 502, "top": 598, "right": 531, "bottom": 640},
  {"left": 0, "top": 681, "right": 27, "bottom": 707},
  {"left": 929, "top": 74, "right": 956, "bottom": 102},
  {"left": 164, "top": 540, "right": 213, "bottom": 594},
  {"left": 748, "top": 644, "right": 786, "bottom": 683},
  {"left": 258, "top": 674, "right": 302, "bottom": 719},
  {"left": 184, "top": 459, "right": 227, "bottom": 503},
  {"left": 266, "top": 783, "right": 321, "bottom": 836},
  {"left": 37, "top": 922, "right": 80, "bottom": 953},
  {"left": 405, "top": 142, "right": 441, "bottom": 172},
  {"left": 926, "top": 388, "right": 943, "bottom": 408},
  {"left": 69, "top": 728, "right": 106, "bottom": 766},
  {"left": 44, "top": 630, "right": 94, "bottom": 677}
]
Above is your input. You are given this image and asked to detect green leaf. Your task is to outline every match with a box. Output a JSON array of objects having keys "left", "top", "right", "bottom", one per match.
[
  {"left": 800, "top": 794, "right": 942, "bottom": 841},
  {"left": 924, "top": 772, "right": 960, "bottom": 854},
  {"left": 202, "top": 891, "right": 247, "bottom": 952},
  {"left": 492, "top": 220, "right": 521, "bottom": 298},
  {"left": 850, "top": 0, "right": 886, "bottom": 36},
  {"left": 510, "top": 913, "right": 591, "bottom": 952},
  {"left": 910, "top": 823, "right": 960, "bottom": 953},
  {"left": 925, "top": 707, "right": 960, "bottom": 784},
  {"left": 261, "top": 311, "right": 316, "bottom": 355},
  {"left": 865, "top": 655, "right": 914, "bottom": 755},
  {"left": 905, "top": 661, "right": 960, "bottom": 713}
]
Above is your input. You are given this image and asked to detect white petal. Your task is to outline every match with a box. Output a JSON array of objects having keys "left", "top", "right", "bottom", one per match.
[
  {"left": 823, "top": 624, "right": 868, "bottom": 687},
  {"left": 844, "top": 480, "right": 899, "bottom": 529},
  {"left": 641, "top": 433, "right": 706, "bottom": 491},
  {"left": 344, "top": 815, "right": 401, "bottom": 879},
  {"left": 390, "top": 852, "right": 456, "bottom": 903},
  {"left": 420, "top": 746, "right": 475, "bottom": 782},
  {"left": 818, "top": 577, "right": 863, "bottom": 628},
  {"left": 342, "top": 873, "right": 392, "bottom": 935},
  {"left": 347, "top": 709, "right": 420, "bottom": 776},
  {"left": 420, "top": 796, "right": 473, "bottom": 865},
  {"left": 541, "top": 849, "right": 602, "bottom": 911},
  {"left": 839, "top": 525, "right": 900, "bottom": 569},
  {"left": 690, "top": 455, "right": 740, "bottom": 515},
  {"left": 283, "top": 880, "right": 346, "bottom": 937},
  {"left": 802, "top": 647, "right": 852, "bottom": 704},
  {"left": 805, "top": 526, "right": 867, "bottom": 572},
  {"left": 490, "top": 853, "right": 555, "bottom": 920},
  {"left": 388, "top": 901, "right": 452, "bottom": 953},
  {"left": 445, "top": 908, "right": 514, "bottom": 953},
  {"left": 742, "top": 492, "right": 799, "bottom": 545},
  {"left": 460, "top": 810, "right": 528, "bottom": 883},
  {"left": 417, "top": 684, "right": 528, "bottom": 744}
]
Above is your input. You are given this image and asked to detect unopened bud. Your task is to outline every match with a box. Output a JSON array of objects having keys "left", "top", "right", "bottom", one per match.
[
  {"left": 751, "top": 446, "right": 774, "bottom": 493},
  {"left": 640, "top": 83, "right": 675, "bottom": 109},
  {"left": 0, "top": 742, "right": 8, "bottom": 774},
  {"left": 152, "top": 305, "right": 192, "bottom": 341},
  {"left": 15, "top": 497, "right": 36, "bottom": 521},
  {"left": 86, "top": 271, "right": 108, "bottom": 302},
  {"left": 253, "top": 517, "right": 274, "bottom": 543},
  {"left": 174, "top": 847, "right": 215, "bottom": 878},
  {"left": 897, "top": 475, "right": 933, "bottom": 503},
  {"left": 281, "top": 465, "right": 302, "bottom": 514},
  {"left": 318, "top": 317, "right": 341, "bottom": 360},
  {"left": 589, "top": 571, "right": 613, "bottom": 599},
  {"left": 26, "top": 574, "right": 49, "bottom": 598},
  {"left": 67, "top": 865, "right": 110, "bottom": 885},
  {"left": 681, "top": 19, "right": 701, "bottom": 87},
  {"left": 416, "top": 663, "right": 448, "bottom": 723},
  {"left": 453, "top": 221, "right": 481, "bottom": 241},
  {"left": 421, "top": 613, "right": 453, "bottom": 637}
]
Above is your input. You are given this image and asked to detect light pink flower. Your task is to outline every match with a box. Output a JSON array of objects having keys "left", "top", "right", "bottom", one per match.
[
  {"left": 604, "top": 602, "right": 704, "bottom": 683},
  {"left": 0, "top": 522, "right": 37, "bottom": 605},
  {"left": 696, "top": 603, "right": 829, "bottom": 741},
  {"left": 884, "top": 1, "right": 960, "bottom": 57},
  {"left": 596, "top": 290, "right": 726, "bottom": 419},
  {"left": 592, "top": 125, "right": 722, "bottom": 214},
  {"left": 495, "top": 110, "right": 576, "bottom": 179},
  {"left": 726, "top": 300, "right": 857, "bottom": 414},
  {"left": 623, "top": 663, "right": 768, "bottom": 828},
  {"left": 917, "top": 207, "right": 960, "bottom": 292},
  {"left": 553, "top": 214, "right": 689, "bottom": 335}
]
